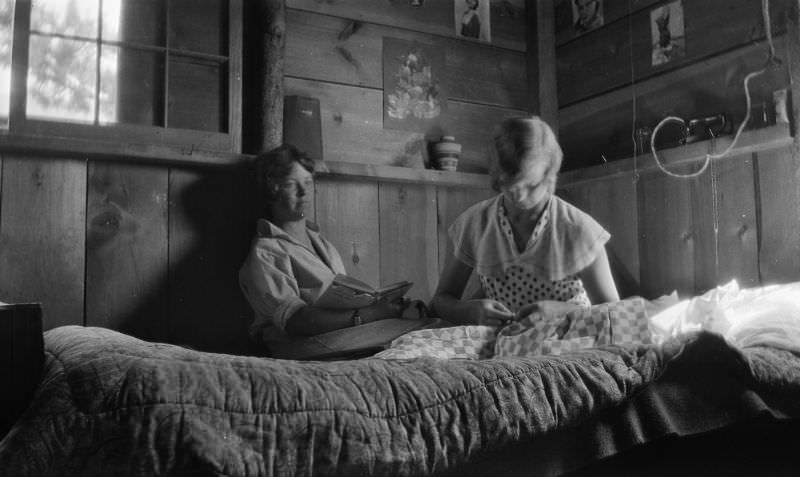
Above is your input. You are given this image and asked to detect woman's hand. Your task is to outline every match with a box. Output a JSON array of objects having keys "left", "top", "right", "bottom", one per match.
[
  {"left": 462, "top": 299, "right": 515, "bottom": 326},
  {"left": 398, "top": 299, "right": 428, "bottom": 319},
  {"left": 516, "top": 300, "right": 580, "bottom": 321},
  {"left": 359, "top": 299, "right": 404, "bottom": 323}
]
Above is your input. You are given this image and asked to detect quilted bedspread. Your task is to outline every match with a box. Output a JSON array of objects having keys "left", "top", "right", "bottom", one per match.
[{"left": 0, "top": 326, "right": 797, "bottom": 477}]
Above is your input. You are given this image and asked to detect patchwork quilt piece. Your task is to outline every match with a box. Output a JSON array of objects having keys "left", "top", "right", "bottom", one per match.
[
  {"left": 496, "top": 297, "right": 652, "bottom": 358},
  {"left": 377, "top": 297, "right": 653, "bottom": 360},
  {"left": 373, "top": 325, "right": 497, "bottom": 360}
]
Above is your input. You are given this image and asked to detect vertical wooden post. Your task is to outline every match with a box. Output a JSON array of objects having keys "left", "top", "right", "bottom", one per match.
[
  {"left": 526, "top": 0, "right": 558, "bottom": 133},
  {"left": 787, "top": 0, "right": 800, "bottom": 267},
  {"left": 257, "top": 0, "right": 286, "bottom": 153},
  {"left": 790, "top": 1, "right": 800, "bottom": 151}
]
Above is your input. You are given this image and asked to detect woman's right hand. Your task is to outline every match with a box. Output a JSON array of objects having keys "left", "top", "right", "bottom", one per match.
[{"left": 461, "top": 299, "right": 515, "bottom": 326}]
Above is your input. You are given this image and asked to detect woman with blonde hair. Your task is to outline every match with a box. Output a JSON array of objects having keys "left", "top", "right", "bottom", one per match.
[{"left": 431, "top": 116, "right": 619, "bottom": 326}]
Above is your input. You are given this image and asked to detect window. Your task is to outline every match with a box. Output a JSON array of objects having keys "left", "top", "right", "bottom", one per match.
[
  {"left": 3, "top": 0, "right": 241, "bottom": 152},
  {"left": 0, "top": 0, "right": 13, "bottom": 127}
]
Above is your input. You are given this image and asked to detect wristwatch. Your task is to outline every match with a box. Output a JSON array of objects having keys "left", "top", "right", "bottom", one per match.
[{"left": 351, "top": 309, "right": 363, "bottom": 327}]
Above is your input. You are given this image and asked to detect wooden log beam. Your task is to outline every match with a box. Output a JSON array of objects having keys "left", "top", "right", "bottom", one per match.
[
  {"left": 257, "top": 0, "right": 287, "bottom": 153},
  {"left": 786, "top": 0, "right": 800, "bottom": 226},
  {"left": 526, "top": 0, "right": 558, "bottom": 132},
  {"left": 790, "top": 0, "right": 800, "bottom": 150}
]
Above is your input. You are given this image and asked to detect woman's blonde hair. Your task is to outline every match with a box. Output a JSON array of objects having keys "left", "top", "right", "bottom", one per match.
[{"left": 489, "top": 116, "right": 563, "bottom": 193}]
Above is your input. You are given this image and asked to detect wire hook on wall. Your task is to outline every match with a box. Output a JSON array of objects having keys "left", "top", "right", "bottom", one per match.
[{"left": 648, "top": 0, "right": 778, "bottom": 179}]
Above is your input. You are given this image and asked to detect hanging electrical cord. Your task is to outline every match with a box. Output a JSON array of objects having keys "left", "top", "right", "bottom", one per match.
[
  {"left": 628, "top": 0, "right": 639, "bottom": 184},
  {"left": 648, "top": 0, "right": 779, "bottom": 179}
]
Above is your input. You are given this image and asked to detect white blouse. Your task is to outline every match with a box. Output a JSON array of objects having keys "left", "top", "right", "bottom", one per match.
[{"left": 449, "top": 195, "right": 609, "bottom": 311}]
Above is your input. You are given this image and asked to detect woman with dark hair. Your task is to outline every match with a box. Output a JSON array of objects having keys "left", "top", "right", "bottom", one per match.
[
  {"left": 431, "top": 117, "right": 619, "bottom": 326},
  {"left": 239, "top": 144, "right": 438, "bottom": 359}
]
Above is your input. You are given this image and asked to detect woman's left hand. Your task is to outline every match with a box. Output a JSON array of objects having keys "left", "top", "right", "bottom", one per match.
[{"left": 515, "top": 300, "right": 580, "bottom": 321}]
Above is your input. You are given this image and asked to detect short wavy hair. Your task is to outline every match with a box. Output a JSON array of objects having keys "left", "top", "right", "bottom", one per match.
[
  {"left": 254, "top": 144, "right": 315, "bottom": 206},
  {"left": 489, "top": 116, "right": 563, "bottom": 194}
]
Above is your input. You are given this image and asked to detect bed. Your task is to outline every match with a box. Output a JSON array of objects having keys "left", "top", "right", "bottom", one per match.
[{"left": 1, "top": 283, "right": 799, "bottom": 476}]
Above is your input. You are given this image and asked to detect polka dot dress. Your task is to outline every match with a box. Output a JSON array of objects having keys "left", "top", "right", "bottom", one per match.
[{"left": 478, "top": 201, "right": 591, "bottom": 312}]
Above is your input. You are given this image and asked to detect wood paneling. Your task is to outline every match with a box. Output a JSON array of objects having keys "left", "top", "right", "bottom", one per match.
[
  {"left": 0, "top": 156, "right": 86, "bottom": 328},
  {"left": 85, "top": 162, "right": 169, "bottom": 341},
  {"left": 528, "top": 0, "right": 558, "bottom": 127},
  {"left": 554, "top": 0, "right": 662, "bottom": 46},
  {"left": 557, "top": 16, "right": 632, "bottom": 107},
  {"left": 637, "top": 164, "right": 698, "bottom": 298},
  {"left": 694, "top": 153, "right": 759, "bottom": 291},
  {"left": 287, "top": 0, "right": 526, "bottom": 52},
  {"left": 559, "top": 172, "right": 641, "bottom": 298},
  {"left": 286, "top": 10, "right": 526, "bottom": 108},
  {"left": 756, "top": 146, "right": 800, "bottom": 284},
  {"left": 315, "top": 177, "right": 380, "bottom": 286},
  {"left": 560, "top": 38, "right": 790, "bottom": 169},
  {"left": 285, "top": 77, "right": 520, "bottom": 173},
  {"left": 379, "top": 182, "right": 439, "bottom": 301},
  {"left": 436, "top": 186, "right": 492, "bottom": 300},
  {"left": 558, "top": 0, "right": 788, "bottom": 106},
  {"left": 168, "top": 166, "right": 252, "bottom": 353}
]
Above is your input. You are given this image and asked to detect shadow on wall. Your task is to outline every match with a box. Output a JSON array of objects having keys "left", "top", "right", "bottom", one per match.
[
  {"left": 607, "top": 249, "right": 640, "bottom": 300},
  {"left": 166, "top": 162, "right": 260, "bottom": 353},
  {"left": 86, "top": 161, "right": 260, "bottom": 355}
]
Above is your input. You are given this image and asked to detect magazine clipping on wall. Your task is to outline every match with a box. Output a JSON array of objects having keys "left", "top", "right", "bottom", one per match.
[{"left": 454, "top": 0, "right": 491, "bottom": 42}]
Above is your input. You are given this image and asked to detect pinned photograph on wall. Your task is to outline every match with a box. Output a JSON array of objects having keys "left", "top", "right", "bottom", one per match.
[
  {"left": 572, "top": 0, "right": 604, "bottom": 35},
  {"left": 651, "top": 1, "right": 686, "bottom": 66},
  {"left": 454, "top": 0, "right": 491, "bottom": 42},
  {"left": 383, "top": 37, "right": 447, "bottom": 132}
]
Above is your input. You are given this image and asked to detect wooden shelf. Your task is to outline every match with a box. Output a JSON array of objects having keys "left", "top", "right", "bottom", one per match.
[
  {"left": 0, "top": 132, "right": 241, "bottom": 168},
  {"left": 0, "top": 132, "right": 492, "bottom": 188},
  {"left": 559, "top": 123, "right": 793, "bottom": 188},
  {"left": 315, "top": 160, "right": 491, "bottom": 188}
]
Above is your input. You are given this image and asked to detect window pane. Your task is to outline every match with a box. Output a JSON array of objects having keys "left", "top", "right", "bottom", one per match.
[
  {"left": 100, "top": 45, "right": 164, "bottom": 126},
  {"left": 0, "top": 0, "right": 13, "bottom": 127},
  {"left": 31, "top": 0, "right": 99, "bottom": 39},
  {"left": 168, "top": 56, "right": 225, "bottom": 132},
  {"left": 27, "top": 34, "right": 97, "bottom": 123},
  {"left": 169, "top": 0, "right": 226, "bottom": 55},
  {"left": 103, "top": 0, "right": 164, "bottom": 46}
]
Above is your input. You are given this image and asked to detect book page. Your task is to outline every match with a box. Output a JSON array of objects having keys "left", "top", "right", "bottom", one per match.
[{"left": 311, "top": 275, "right": 413, "bottom": 309}]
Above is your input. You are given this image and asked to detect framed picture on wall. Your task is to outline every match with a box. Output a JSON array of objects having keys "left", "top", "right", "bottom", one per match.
[
  {"left": 651, "top": 1, "right": 686, "bottom": 66},
  {"left": 572, "top": 0, "right": 604, "bottom": 36},
  {"left": 454, "top": 0, "right": 491, "bottom": 42},
  {"left": 382, "top": 37, "right": 447, "bottom": 132}
]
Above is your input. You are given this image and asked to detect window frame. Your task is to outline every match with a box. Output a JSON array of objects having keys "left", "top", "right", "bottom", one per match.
[{"left": 5, "top": 0, "right": 242, "bottom": 153}]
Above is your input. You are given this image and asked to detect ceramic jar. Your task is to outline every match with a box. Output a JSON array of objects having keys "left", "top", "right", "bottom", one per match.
[{"left": 432, "top": 136, "right": 461, "bottom": 171}]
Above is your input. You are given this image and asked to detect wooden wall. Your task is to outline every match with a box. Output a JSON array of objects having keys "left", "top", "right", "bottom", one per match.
[
  {"left": 3, "top": 0, "right": 799, "bottom": 356},
  {"left": 282, "top": 0, "right": 527, "bottom": 173},
  {"left": 558, "top": 125, "right": 800, "bottom": 299},
  {"left": 556, "top": 0, "right": 793, "bottom": 170},
  {"left": 0, "top": 154, "right": 256, "bottom": 353},
  {"left": 0, "top": 1, "right": 525, "bottom": 352},
  {"left": 551, "top": 0, "right": 800, "bottom": 298},
  {"left": 281, "top": 1, "right": 525, "bottom": 296}
]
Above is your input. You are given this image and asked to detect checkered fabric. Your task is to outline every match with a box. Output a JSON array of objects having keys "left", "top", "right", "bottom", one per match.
[
  {"left": 373, "top": 326, "right": 497, "bottom": 360},
  {"left": 495, "top": 297, "right": 652, "bottom": 358},
  {"left": 605, "top": 297, "right": 652, "bottom": 345}
]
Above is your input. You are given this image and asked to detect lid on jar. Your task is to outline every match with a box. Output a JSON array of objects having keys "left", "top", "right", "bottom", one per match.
[{"left": 441, "top": 135, "right": 455, "bottom": 142}]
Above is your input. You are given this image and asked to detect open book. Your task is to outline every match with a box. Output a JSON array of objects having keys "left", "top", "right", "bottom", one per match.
[{"left": 312, "top": 274, "right": 413, "bottom": 309}]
